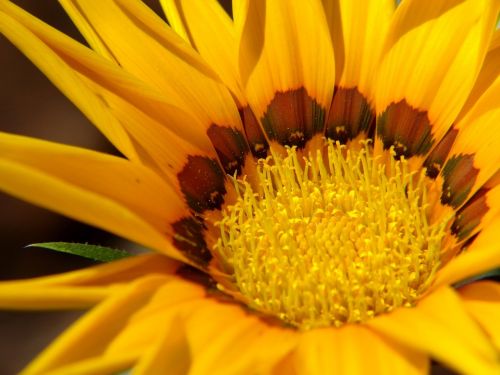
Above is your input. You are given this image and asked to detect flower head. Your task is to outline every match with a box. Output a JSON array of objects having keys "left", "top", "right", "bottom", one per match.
[{"left": 1, "top": 0, "right": 500, "bottom": 374}]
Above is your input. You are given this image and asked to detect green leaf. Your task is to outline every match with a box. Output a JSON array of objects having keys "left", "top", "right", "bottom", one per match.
[
  {"left": 453, "top": 268, "right": 500, "bottom": 288},
  {"left": 27, "top": 242, "right": 131, "bottom": 262}
]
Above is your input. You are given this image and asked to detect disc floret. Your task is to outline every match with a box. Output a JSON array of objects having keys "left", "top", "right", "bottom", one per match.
[{"left": 214, "top": 141, "right": 448, "bottom": 329}]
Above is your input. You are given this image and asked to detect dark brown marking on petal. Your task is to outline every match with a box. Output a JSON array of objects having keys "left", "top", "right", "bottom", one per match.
[
  {"left": 176, "top": 264, "right": 217, "bottom": 288},
  {"left": 451, "top": 187, "right": 490, "bottom": 241},
  {"left": 460, "top": 232, "right": 480, "bottom": 252},
  {"left": 377, "top": 100, "right": 435, "bottom": 159},
  {"left": 240, "top": 106, "right": 269, "bottom": 159},
  {"left": 172, "top": 216, "right": 212, "bottom": 265},
  {"left": 424, "top": 127, "right": 459, "bottom": 179},
  {"left": 441, "top": 154, "right": 479, "bottom": 208},
  {"left": 326, "top": 86, "right": 375, "bottom": 143},
  {"left": 207, "top": 125, "right": 249, "bottom": 176},
  {"left": 261, "top": 87, "right": 326, "bottom": 148},
  {"left": 178, "top": 156, "right": 226, "bottom": 213}
]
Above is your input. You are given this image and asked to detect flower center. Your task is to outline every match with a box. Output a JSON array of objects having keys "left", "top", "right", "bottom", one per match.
[{"left": 213, "top": 141, "right": 448, "bottom": 329}]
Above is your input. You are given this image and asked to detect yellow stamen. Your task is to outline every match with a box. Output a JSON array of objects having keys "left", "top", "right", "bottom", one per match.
[{"left": 214, "top": 141, "right": 449, "bottom": 329}]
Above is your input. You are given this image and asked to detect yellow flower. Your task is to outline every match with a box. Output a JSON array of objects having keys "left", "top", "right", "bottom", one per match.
[{"left": 1, "top": 0, "right": 500, "bottom": 373}]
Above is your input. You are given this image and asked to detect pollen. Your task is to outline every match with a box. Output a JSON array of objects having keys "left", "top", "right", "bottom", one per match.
[{"left": 213, "top": 141, "right": 449, "bottom": 329}]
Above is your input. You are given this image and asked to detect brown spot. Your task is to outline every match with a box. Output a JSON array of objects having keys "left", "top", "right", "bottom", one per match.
[
  {"left": 178, "top": 156, "right": 226, "bottom": 213},
  {"left": 261, "top": 87, "right": 326, "bottom": 148},
  {"left": 240, "top": 106, "right": 269, "bottom": 159},
  {"left": 451, "top": 187, "right": 490, "bottom": 241},
  {"left": 424, "top": 127, "right": 459, "bottom": 179},
  {"left": 377, "top": 100, "right": 434, "bottom": 158},
  {"left": 176, "top": 264, "right": 217, "bottom": 288},
  {"left": 326, "top": 86, "right": 375, "bottom": 143},
  {"left": 207, "top": 125, "right": 249, "bottom": 176},
  {"left": 172, "top": 216, "right": 212, "bottom": 265},
  {"left": 441, "top": 154, "right": 479, "bottom": 208}
]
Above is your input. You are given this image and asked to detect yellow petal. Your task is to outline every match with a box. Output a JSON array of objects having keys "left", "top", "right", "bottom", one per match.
[
  {"left": 368, "top": 286, "right": 499, "bottom": 375},
  {"left": 0, "top": 157, "right": 184, "bottom": 261},
  {"left": 450, "top": 183, "right": 500, "bottom": 242},
  {"left": 0, "top": 285, "right": 117, "bottom": 310},
  {"left": 293, "top": 325, "right": 428, "bottom": 374},
  {"left": 54, "top": 0, "right": 117, "bottom": 62},
  {"left": 375, "top": 0, "right": 499, "bottom": 157},
  {"left": 1, "top": 253, "right": 178, "bottom": 287},
  {"left": 0, "top": 2, "right": 235, "bottom": 230},
  {"left": 159, "top": 0, "right": 191, "bottom": 43},
  {"left": 133, "top": 316, "right": 190, "bottom": 375},
  {"left": 0, "top": 131, "right": 218, "bottom": 267},
  {"left": 161, "top": 0, "right": 246, "bottom": 104},
  {"left": 459, "top": 281, "right": 500, "bottom": 351},
  {"left": 434, "top": 217, "right": 500, "bottom": 287},
  {"left": 81, "top": 77, "right": 222, "bottom": 182},
  {"left": 188, "top": 310, "right": 264, "bottom": 375},
  {"left": 60, "top": 0, "right": 243, "bottom": 134},
  {"left": 42, "top": 353, "right": 137, "bottom": 375},
  {"left": 237, "top": 0, "right": 335, "bottom": 148},
  {"left": 0, "top": 9, "right": 138, "bottom": 161},
  {"left": 322, "top": 0, "right": 395, "bottom": 143},
  {"left": 0, "top": 132, "right": 185, "bottom": 228},
  {"left": 439, "top": 107, "right": 500, "bottom": 208},
  {"left": 105, "top": 279, "right": 206, "bottom": 356},
  {"left": 61, "top": 0, "right": 250, "bottom": 178},
  {"left": 323, "top": 0, "right": 394, "bottom": 98},
  {"left": 239, "top": 0, "right": 335, "bottom": 110},
  {"left": 0, "top": 1, "right": 217, "bottom": 156},
  {"left": 0, "top": 254, "right": 180, "bottom": 309},
  {"left": 186, "top": 300, "right": 297, "bottom": 375},
  {"left": 458, "top": 29, "right": 500, "bottom": 121},
  {"left": 23, "top": 275, "right": 169, "bottom": 375}
]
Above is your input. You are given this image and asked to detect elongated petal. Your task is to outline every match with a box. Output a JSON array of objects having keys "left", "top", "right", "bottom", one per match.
[
  {"left": 23, "top": 276, "right": 169, "bottom": 375},
  {"left": 0, "top": 131, "right": 224, "bottom": 266},
  {"left": 237, "top": 0, "right": 335, "bottom": 148},
  {"left": 161, "top": 0, "right": 245, "bottom": 104},
  {"left": 159, "top": 0, "right": 191, "bottom": 43},
  {"left": 458, "top": 29, "right": 500, "bottom": 121},
  {"left": 368, "top": 286, "right": 499, "bottom": 375},
  {"left": 434, "top": 218, "right": 500, "bottom": 287},
  {"left": 323, "top": 0, "right": 395, "bottom": 143},
  {"left": 105, "top": 276, "right": 296, "bottom": 373},
  {"left": 0, "top": 9, "right": 138, "bottom": 161},
  {"left": 60, "top": 0, "right": 242, "bottom": 133},
  {"left": 459, "top": 281, "right": 500, "bottom": 351},
  {"left": 0, "top": 285, "right": 117, "bottom": 310},
  {"left": 439, "top": 108, "right": 500, "bottom": 209},
  {"left": 4, "top": 1, "right": 249, "bottom": 186},
  {"left": 39, "top": 353, "right": 137, "bottom": 375},
  {"left": 3, "top": 0, "right": 214, "bottom": 151},
  {"left": 323, "top": 0, "right": 394, "bottom": 96},
  {"left": 0, "top": 132, "right": 184, "bottom": 228},
  {"left": 450, "top": 183, "right": 500, "bottom": 241},
  {"left": 0, "top": 254, "right": 180, "bottom": 309},
  {"left": 0, "top": 157, "right": 184, "bottom": 261},
  {"left": 63, "top": 0, "right": 249, "bottom": 177},
  {"left": 186, "top": 301, "right": 297, "bottom": 375},
  {"left": 0, "top": 3, "right": 238, "bottom": 264},
  {"left": 375, "top": 0, "right": 499, "bottom": 159},
  {"left": 133, "top": 317, "right": 190, "bottom": 375},
  {"left": 105, "top": 280, "right": 207, "bottom": 356},
  {"left": 188, "top": 311, "right": 264, "bottom": 375},
  {"left": 0, "top": 254, "right": 178, "bottom": 287},
  {"left": 293, "top": 326, "right": 428, "bottom": 374}
]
